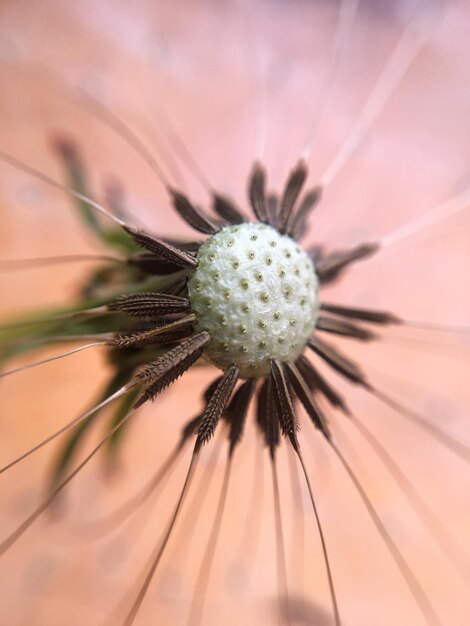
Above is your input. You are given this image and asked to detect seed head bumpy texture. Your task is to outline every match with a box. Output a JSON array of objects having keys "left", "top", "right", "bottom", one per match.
[{"left": 188, "top": 223, "right": 319, "bottom": 377}]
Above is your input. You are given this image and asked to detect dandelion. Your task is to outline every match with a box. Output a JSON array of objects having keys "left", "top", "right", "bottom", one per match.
[{"left": 0, "top": 1, "right": 469, "bottom": 625}]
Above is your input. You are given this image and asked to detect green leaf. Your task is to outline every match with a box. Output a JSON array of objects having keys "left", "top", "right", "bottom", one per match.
[
  {"left": 0, "top": 270, "right": 188, "bottom": 366},
  {"left": 104, "top": 386, "right": 141, "bottom": 464},
  {"left": 56, "top": 139, "right": 104, "bottom": 237},
  {"left": 47, "top": 366, "right": 135, "bottom": 489}
]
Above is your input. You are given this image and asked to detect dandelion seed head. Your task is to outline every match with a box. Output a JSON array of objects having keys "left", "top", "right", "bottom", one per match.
[{"left": 188, "top": 223, "right": 319, "bottom": 377}]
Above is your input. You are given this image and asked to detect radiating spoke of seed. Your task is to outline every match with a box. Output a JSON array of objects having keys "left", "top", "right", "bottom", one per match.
[
  {"left": 319, "top": 8, "right": 438, "bottom": 189},
  {"left": 77, "top": 90, "right": 171, "bottom": 189},
  {"left": 81, "top": 410, "right": 202, "bottom": 541},
  {"left": 287, "top": 445, "right": 306, "bottom": 590},
  {"left": 308, "top": 336, "right": 368, "bottom": 386},
  {"left": 270, "top": 360, "right": 340, "bottom": 624},
  {"left": 160, "top": 238, "right": 201, "bottom": 253},
  {"left": 203, "top": 375, "right": 224, "bottom": 403},
  {"left": 284, "top": 362, "right": 330, "bottom": 437},
  {"left": 158, "top": 276, "right": 189, "bottom": 296},
  {"left": 225, "top": 379, "right": 256, "bottom": 455},
  {"left": 248, "top": 161, "right": 268, "bottom": 222},
  {"left": 0, "top": 342, "right": 106, "bottom": 379},
  {"left": 166, "top": 430, "right": 225, "bottom": 569},
  {"left": 379, "top": 183, "right": 470, "bottom": 250},
  {"left": 187, "top": 452, "right": 233, "bottom": 626},
  {"left": 133, "top": 340, "right": 204, "bottom": 394},
  {"left": 301, "top": 0, "right": 360, "bottom": 161},
  {"left": 129, "top": 326, "right": 193, "bottom": 347},
  {"left": 293, "top": 441, "right": 341, "bottom": 626},
  {"left": 151, "top": 98, "right": 213, "bottom": 192},
  {"left": 134, "top": 333, "right": 210, "bottom": 385},
  {"left": 80, "top": 437, "right": 184, "bottom": 540},
  {"left": 346, "top": 411, "right": 470, "bottom": 580},
  {"left": 308, "top": 339, "right": 470, "bottom": 464},
  {"left": 196, "top": 366, "right": 240, "bottom": 449},
  {"left": 266, "top": 193, "right": 280, "bottom": 227},
  {"left": 0, "top": 384, "right": 133, "bottom": 474},
  {"left": 289, "top": 186, "right": 322, "bottom": 239},
  {"left": 257, "top": 376, "right": 281, "bottom": 453},
  {"left": 114, "top": 314, "right": 196, "bottom": 349},
  {"left": 169, "top": 188, "right": 219, "bottom": 235},
  {"left": 320, "top": 302, "right": 401, "bottom": 325},
  {"left": 213, "top": 192, "right": 246, "bottom": 224},
  {"left": 307, "top": 345, "right": 470, "bottom": 465},
  {"left": 328, "top": 439, "right": 442, "bottom": 626},
  {"left": 369, "top": 386, "right": 470, "bottom": 464},
  {"left": 0, "top": 254, "right": 124, "bottom": 271},
  {"left": 232, "top": 442, "right": 265, "bottom": 585},
  {"left": 122, "top": 448, "right": 200, "bottom": 626},
  {"left": 269, "top": 360, "right": 299, "bottom": 446},
  {"left": 315, "top": 242, "right": 379, "bottom": 284},
  {"left": 127, "top": 252, "right": 189, "bottom": 275},
  {"left": 316, "top": 316, "right": 376, "bottom": 341},
  {"left": 108, "top": 293, "right": 190, "bottom": 317},
  {"left": 133, "top": 332, "right": 210, "bottom": 406},
  {"left": 295, "top": 355, "right": 350, "bottom": 414},
  {"left": 278, "top": 160, "right": 308, "bottom": 234},
  {"left": 0, "top": 305, "right": 110, "bottom": 332},
  {"left": 270, "top": 452, "right": 292, "bottom": 625},
  {"left": 124, "top": 227, "right": 197, "bottom": 268},
  {"left": 0, "top": 149, "right": 128, "bottom": 228},
  {"left": 0, "top": 407, "right": 138, "bottom": 556}
]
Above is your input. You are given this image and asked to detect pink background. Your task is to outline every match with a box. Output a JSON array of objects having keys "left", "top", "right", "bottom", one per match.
[{"left": 0, "top": 1, "right": 469, "bottom": 624}]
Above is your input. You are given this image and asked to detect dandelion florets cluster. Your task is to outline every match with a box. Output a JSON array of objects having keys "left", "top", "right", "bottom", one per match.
[{"left": 188, "top": 223, "right": 319, "bottom": 377}]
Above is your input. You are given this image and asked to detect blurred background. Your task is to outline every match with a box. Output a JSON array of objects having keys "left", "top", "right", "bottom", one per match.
[{"left": 0, "top": 0, "right": 469, "bottom": 624}]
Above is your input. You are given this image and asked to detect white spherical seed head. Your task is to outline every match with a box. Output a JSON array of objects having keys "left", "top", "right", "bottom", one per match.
[{"left": 188, "top": 223, "right": 319, "bottom": 378}]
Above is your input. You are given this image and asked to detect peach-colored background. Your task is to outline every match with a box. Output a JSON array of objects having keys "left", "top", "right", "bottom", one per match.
[{"left": 0, "top": 1, "right": 469, "bottom": 625}]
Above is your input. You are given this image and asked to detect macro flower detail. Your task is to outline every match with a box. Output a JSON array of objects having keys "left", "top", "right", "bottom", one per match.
[
  {"left": 188, "top": 222, "right": 319, "bottom": 376},
  {"left": 1, "top": 146, "right": 446, "bottom": 625},
  {"left": 1, "top": 2, "right": 470, "bottom": 625}
]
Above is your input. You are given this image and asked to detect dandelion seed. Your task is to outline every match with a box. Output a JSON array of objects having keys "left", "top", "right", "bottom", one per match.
[{"left": 0, "top": 1, "right": 469, "bottom": 626}]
